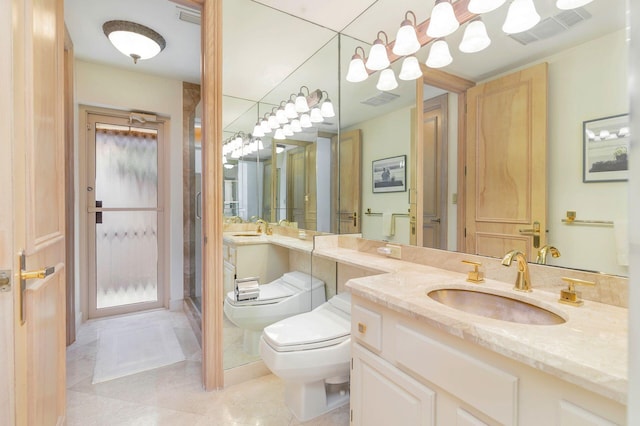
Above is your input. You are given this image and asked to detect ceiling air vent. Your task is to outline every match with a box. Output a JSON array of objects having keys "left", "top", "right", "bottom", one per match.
[
  {"left": 176, "top": 6, "right": 201, "bottom": 26},
  {"left": 508, "top": 6, "right": 591, "bottom": 46},
  {"left": 361, "top": 92, "right": 400, "bottom": 107}
]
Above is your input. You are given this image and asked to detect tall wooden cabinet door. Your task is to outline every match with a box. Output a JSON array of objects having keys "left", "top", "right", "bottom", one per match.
[
  {"left": 333, "top": 130, "right": 362, "bottom": 234},
  {"left": 351, "top": 344, "right": 435, "bottom": 426},
  {"left": 6, "top": 0, "right": 67, "bottom": 424},
  {"left": 465, "top": 63, "right": 548, "bottom": 261}
]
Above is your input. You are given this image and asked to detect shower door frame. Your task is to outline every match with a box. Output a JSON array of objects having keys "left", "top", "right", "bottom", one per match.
[{"left": 80, "top": 106, "right": 169, "bottom": 320}]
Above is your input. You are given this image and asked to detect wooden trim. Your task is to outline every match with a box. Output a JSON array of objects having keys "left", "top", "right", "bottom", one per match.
[
  {"left": 169, "top": 0, "right": 203, "bottom": 8},
  {"left": 420, "top": 65, "right": 475, "bottom": 94},
  {"left": 456, "top": 92, "right": 467, "bottom": 252},
  {"left": 64, "top": 24, "right": 75, "bottom": 346},
  {"left": 201, "top": 0, "right": 224, "bottom": 391}
]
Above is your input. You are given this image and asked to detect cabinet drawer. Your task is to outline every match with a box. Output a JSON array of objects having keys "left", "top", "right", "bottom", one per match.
[
  {"left": 352, "top": 304, "right": 382, "bottom": 352},
  {"left": 396, "top": 324, "right": 518, "bottom": 426}
]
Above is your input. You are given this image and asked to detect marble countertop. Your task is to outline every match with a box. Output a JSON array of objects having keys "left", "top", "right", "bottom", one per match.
[
  {"left": 315, "top": 246, "right": 627, "bottom": 404},
  {"left": 223, "top": 232, "right": 314, "bottom": 253}
]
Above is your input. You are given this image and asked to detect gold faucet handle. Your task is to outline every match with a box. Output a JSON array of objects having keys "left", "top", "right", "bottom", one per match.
[
  {"left": 559, "top": 277, "right": 595, "bottom": 306},
  {"left": 461, "top": 260, "right": 484, "bottom": 284}
]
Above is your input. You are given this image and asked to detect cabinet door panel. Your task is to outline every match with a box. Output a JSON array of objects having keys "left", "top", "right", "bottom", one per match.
[
  {"left": 559, "top": 400, "right": 618, "bottom": 426},
  {"left": 352, "top": 343, "right": 434, "bottom": 426}
]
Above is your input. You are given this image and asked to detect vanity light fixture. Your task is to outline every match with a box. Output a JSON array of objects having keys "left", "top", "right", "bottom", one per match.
[
  {"left": 556, "top": 0, "right": 594, "bottom": 9},
  {"left": 103, "top": 20, "right": 166, "bottom": 64},
  {"left": 346, "top": 47, "right": 369, "bottom": 82},
  {"left": 260, "top": 113, "right": 272, "bottom": 134},
  {"left": 252, "top": 120, "right": 265, "bottom": 138},
  {"left": 276, "top": 102, "right": 288, "bottom": 124},
  {"left": 309, "top": 107, "right": 324, "bottom": 123},
  {"left": 268, "top": 109, "right": 279, "bottom": 129},
  {"left": 320, "top": 91, "right": 335, "bottom": 118},
  {"left": 376, "top": 68, "right": 399, "bottom": 91},
  {"left": 366, "top": 31, "right": 391, "bottom": 71},
  {"left": 273, "top": 128, "right": 286, "bottom": 140},
  {"left": 502, "top": 0, "right": 540, "bottom": 34},
  {"left": 299, "top": 113, "right": 313, "bottom": 128},
  {"left": 459, "top": 18, "right": 491, "bottom": 53},
  {"left": 426, "top": 0, "right": 460, "bottom": 38},
  {"left": 283, "top": 124, "right": 294, "bottom": 137},
  {"left": 426, "top": 39, "right": 453, "bottom": 68},
  {"left": 284, "top": 95, "right": 299, "bottom": 119},
  {"left": 290, "top": 119, "right": 303, "bottom": 133},
  {"left": 393, "top": 11, "right": 421, "bottom": 56},
  {"left": 398, "top": 55, "right": 423, "bottom": 80},
  {"left": 468, "top": 0, "right": 506, "bottom": 14},
  {"left": 295, "top": 86, "right": 311, "bottom": 113},
  {"left": 256, "top": 139, "right": 265, "bottom": 150}
]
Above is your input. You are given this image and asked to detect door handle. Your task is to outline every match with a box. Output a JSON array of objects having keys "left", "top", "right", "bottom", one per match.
[
  {"left": 347, "top": 212, "right": 357, "bottom": 227},
  {"left": 518, "top": 221, "right": 541, "bottom": 248},
  {"left": 431, "top": 218, "right": 441, "bottom": 223},
  {"left": 96, "top": 200, "right": 103, "bottom": 224},
  {"left": 19, "top": 251, "right": 55, "bottom": 324}
]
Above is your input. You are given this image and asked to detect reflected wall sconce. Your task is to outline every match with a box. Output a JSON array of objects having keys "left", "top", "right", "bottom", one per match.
[
  {"left": 502, "top": 0, "right": 540, "bottom": 34},
  {"left": 377, "top": 68, "right": 399, "bottom": 91},
  {"left": 252, "top": 119, "right": 265, "bottom": 137},
  {"left": 310, "top": 107, "right": 324, "bottom": 123},
  {"left": 276, "top": 101, "right": 288, "bottom": 124},
  {"left": 459, "top": 17, "right": 491, "bottom": 53},
  {"left": 366, "top": 31, "right": 391, "bottom": 71},
  {"left": 103, "top": 20, "right": 166, "bottom": 64},
  {"left": 346, "top": 47, "right": 369, "bottom": 82},
  {"left": 320, "top": 91, "right": 335, "bottom": 118},
  {"left": 290, "top": 119, "right": 303, "bottom": 133},
  {"left": 398, "top": 56, "right": 423, "bottom": 81},
  {"left": 427, "top": 0, "right": 459, "bottom": 38},
  {"left": 393, "top": 11, "right": 421, "bottom": 56},
  {"left": 300, "top": 113, "right": 313, "bottom": 128},
  {"left": 426, "top": 39, "right": 453, "bottom": 68},
  {"left": 295, "top": 86, "right": 311, "bottom": 112},
  {"left": 284, "top": 95, "right": 299, "bottom": 119},
  {"left": 468, "top": 0, "right": 506, "bottom": 14},
  {"left": 556, "top": 0, "right": 594, "bottom": 9},
  {"left": 273, "top": 128, "right": 286, "bottom": 140},
  {"left": 268, "top": 108, "right": 279, "bottom": 129},
  {"left": 260, "top": 113, "right": 272, "bottom": 134}
]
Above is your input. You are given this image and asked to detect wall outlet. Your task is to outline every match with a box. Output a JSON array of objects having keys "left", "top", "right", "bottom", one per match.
[{"left": 385, "top": 244, "right": 402, "bottom": 259}]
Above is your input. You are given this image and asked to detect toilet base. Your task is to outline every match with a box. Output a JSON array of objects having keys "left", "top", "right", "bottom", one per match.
[
  {"left": 243, "top": 329, "right": 262, "bottom": 355},
  {"left": 284, "top": 379, "right": 350, "bottom": 422}
]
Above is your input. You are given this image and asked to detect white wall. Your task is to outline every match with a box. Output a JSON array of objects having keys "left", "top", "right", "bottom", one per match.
[{"left": 75, "top": 59, "right": 184, "bottom": 312}]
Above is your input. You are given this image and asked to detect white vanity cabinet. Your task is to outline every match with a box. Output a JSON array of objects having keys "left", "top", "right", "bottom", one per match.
[
  {"left": 350, "top": 295, "right": 625, "bottom": 426},
  {"left": 222, "top": 241, "right": 289, "bottom": 295}
]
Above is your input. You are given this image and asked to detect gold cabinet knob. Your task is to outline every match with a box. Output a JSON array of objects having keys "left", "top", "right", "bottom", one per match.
[{"left": 357, "top": 322, "right": 367, "bottom": 334}]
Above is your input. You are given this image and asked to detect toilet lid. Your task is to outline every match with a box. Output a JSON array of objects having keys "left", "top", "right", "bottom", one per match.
[
  {"left": 262, "top": 306, "right": 350, "bottom": 352},
  {"left": 225, "top": 281, "right": 296, "bottom": 306}
]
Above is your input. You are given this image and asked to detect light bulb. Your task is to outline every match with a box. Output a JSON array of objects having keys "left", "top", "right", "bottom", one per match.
[{"left": 321, "top": 99, "right": 335, "bottom": 118}]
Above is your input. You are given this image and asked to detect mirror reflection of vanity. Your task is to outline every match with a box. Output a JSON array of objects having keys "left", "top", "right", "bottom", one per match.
[{"left": 221, "top": 0, "right": 628, "bottom": 371}]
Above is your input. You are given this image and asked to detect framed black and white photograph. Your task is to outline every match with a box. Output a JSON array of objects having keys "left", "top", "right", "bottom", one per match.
[
  {"left": 583, "top": 114, "right": 629, "bottom": 182},
  {"left": 372, "top": 155, "right": 406, "bottom": 193}
]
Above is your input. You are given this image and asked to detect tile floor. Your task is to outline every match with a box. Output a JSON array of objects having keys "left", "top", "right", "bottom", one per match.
[{"left": 66, "top": 308, "right": 350, "bottom": 425}]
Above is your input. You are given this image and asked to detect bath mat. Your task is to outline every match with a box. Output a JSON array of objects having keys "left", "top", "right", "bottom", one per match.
[{"left": 93, "top": 321, "right": 185, "bottom": 384}]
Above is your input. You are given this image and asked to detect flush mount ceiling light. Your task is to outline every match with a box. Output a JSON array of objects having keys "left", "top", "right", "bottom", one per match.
[
  {"left": 346, "top": 47, "right": 369, "bottom": 83},
  {"left": 393, "top": 11, "right": 421, "bottom": 56},
  {"left": 459, "top": 18, "right": 491, "bottom": 53},
  {"left": 366, "top": 31, "right": 391, "bottom": 71},
  {"left": 468, "top": 0, "right": 506, "bottom": 14},
  {"left": 427, "top": 0, "right": 460, "bottom": 38},
  {"left": 502, "top": 0, "right": 540, "bottom": 34},
  {"left": 556, "top": 0, "right": 594, "bottom": 9},
  {"left": 103, "top": 20, "right": 166, "bottom": 64}
]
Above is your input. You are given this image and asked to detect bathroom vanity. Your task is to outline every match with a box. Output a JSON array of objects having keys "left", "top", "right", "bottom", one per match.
[{"left": 347, "top": 272, "right": 627, "bottom": 426}]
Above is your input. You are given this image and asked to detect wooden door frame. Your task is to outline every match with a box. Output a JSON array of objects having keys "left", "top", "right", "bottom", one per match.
[{"left": 411, "top": 65, "right": 475, "bottom": 249}]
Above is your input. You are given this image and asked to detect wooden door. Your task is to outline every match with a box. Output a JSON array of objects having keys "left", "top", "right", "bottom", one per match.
[
  {"left": 305, "top": 144, "right": 318, "bottom": 230},
  {"left": 1, "top": 0, "right": 67, "bottom": 424},
  {"left": 287, "top": 147, "right": 306, "bottom": 226},
  {"left": 465, "top": 63, "right": 548, "bottom": 261},
  {"left": 420, "top": 95, "right": 448, "bottom": 249},
  {"left": 333, "top": 129, "right": 362, "bottom": 234}
]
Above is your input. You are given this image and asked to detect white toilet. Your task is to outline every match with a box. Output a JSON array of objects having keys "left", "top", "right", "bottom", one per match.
[
  {"left": 224, "top": 271, "right": 326, "bottom": 355},
  {"left": 259, "top": 292, "right": 352, "bottom": 422}
]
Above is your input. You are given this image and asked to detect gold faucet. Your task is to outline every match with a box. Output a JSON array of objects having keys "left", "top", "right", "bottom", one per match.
[
  {"left": 255, "top": 218, "right": 268, "bottom": 234},
  {"left": 536, "top": 245, "right": 560, "bottom": 264},
  {"left": 501, "top": 250, "right": 532, "bottom": 292},
  {"left": 278, "top": 219, "right": 290, "bottom": 226}
]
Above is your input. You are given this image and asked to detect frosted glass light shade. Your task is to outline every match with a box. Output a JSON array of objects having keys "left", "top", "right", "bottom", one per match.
[
  {"left": 321, "top": 100, "right": 335, "bottom": 118},
  {"left": 273, "top": 128, "right": 286, "bottom": 140},
  {"left": 366, "top": 41, "right": 390, "bottom": 71},
  {"left": 290, "top": 119, "right": 302, "bottom": 132},
  {"left": 393, "top": 22, "right": 420, "bottom": 56},
  {"left": 260, "top": 118, "right": 271, "bottom": 134},
  {"left": 502, "top": 0, "right": 540, "bottom": 34},
  {"left": 253, "top": 122, "right": 265, "bottom": 138},
  {"left": 376, "top": 68, "right": 398, "bottom": 91},
  {"left": 310, "top": 107, "right": 324, "bottom": 123},
  {"left": 459, "top": 19, "right": 491, "bottom": 53},
  {"left": 468, "top": 0, "right": 506, "bottom": 14},
  {"left": 276, "top": 107, "right": 288, "bottom": 124},
  {"left": 103, "top": 21, "right": 166, "bottom": 64},
  {"left": 426, "top": 39, "right": 453, "bottom": 68},
  {"left": 398, "top": 56, "right": 423, "bottom": 80},
  {"left": 283, "top": 124, "right": 294, "bottom": 136},
  {"left": 284, "top": 100, "right": 298, "bottom": 119},
  {"left": 300, "top": 113, "right": 313, "bottom": 128},
  {"left": 295, "top": 89, "right": 310, "bottom": 112},
  {"left": 268, "top": 114, "right": 279, "bottom": 129},
  {"left": 346, "top": 55, "right": 368, "bottom": 82},
  {"left": 556, "top": 0, "right": 593, "bottom": 9},
  {"left": 427, "top": 0, "right": 460, "bottom": 38}
]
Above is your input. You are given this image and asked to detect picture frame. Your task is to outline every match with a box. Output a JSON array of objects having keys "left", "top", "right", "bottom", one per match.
[
  {"left": 372, "top": 155, "right": 406, "bottom": 193},
  {"left": 583, "top": 114, "right": 629, "bottom": 182}
]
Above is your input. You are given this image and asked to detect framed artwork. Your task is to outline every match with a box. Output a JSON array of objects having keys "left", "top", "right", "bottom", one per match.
[
  {"left": 372, "top": 155, "right": 406, "bottom": 193},
  {"left": 583, "top": 114, "right": 629, "bottom": 182}
]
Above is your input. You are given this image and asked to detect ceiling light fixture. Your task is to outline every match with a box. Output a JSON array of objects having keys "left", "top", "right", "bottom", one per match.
[
  {"left": 346, "top": 47, "right": 369, "bottom": 82},
  {"left": 556, "top": 0, "right": 594, "bottom": 9},
  {"left": 103, "top": 20, "right": 166, "bottom": 64},
  {"left": 398, "top": 56, "right": 423, "bottom": 80},
  {"left": 426, "top": 39, "right": 453, "bottom": 68},
  {"left": 376, "top": 68, "right": 399, "bottom": 91},
  {"left": 393, "top": 11, "right": 421, "bottom": 56},
  {"left": 459, "top": 18, "right": 491, "bottom": 53},
  {"left": 468, "top": 0, "right": 506, "bottom": 14},
  {"left": 502, "top": 0, "right": 540, "bottom": 34},
  {"left": 366, "top": 31, "right": 391, "bottom": 71},
  {"left": 427, "top": 0, "right": 460, "bottom": 38}
]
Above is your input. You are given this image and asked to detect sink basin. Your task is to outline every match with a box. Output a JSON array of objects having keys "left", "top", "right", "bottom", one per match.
[
  {"left": 232, "top": 233, "right": 262, "bottom": 237},
  {"left": 427, "top": 288, "right": 565, "bottom": 325}
]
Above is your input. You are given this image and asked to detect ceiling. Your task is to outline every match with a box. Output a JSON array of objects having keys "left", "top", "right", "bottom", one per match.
[{"left": 64, "top": 0, "right": 626, "bottom": 138}]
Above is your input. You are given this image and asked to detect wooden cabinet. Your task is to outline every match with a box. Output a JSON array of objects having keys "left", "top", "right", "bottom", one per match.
[
  {"left": 350, "top": 295, "right": 625, "bottom": 426},
  {"left": 222, "top": 242, "right": 289, "bottom": 295}
]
